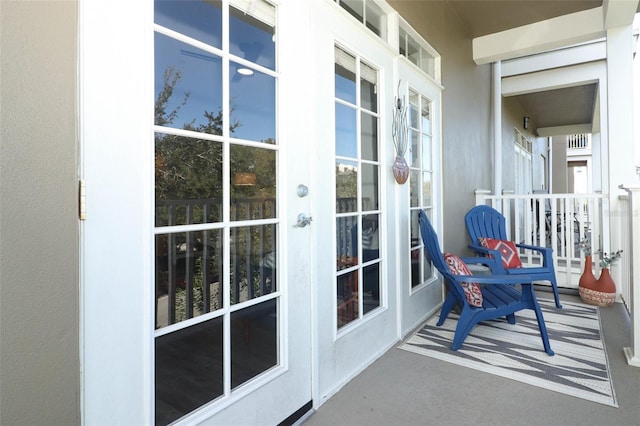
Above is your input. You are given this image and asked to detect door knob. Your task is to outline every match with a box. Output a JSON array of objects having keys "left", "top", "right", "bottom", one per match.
[{"left": 294, "top": 213, "right": 312, "bottom": 228}]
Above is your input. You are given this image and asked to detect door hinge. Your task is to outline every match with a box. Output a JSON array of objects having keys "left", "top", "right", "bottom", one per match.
[{"left": 79, "top": 179, "right": 86, "bottom": 221}]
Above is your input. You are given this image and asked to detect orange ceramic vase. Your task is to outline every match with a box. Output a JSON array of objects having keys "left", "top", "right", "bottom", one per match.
[
  {"left": 578, "top": 255, "right": 596, "bottom": 289},
  {"left": 579, "top": 256, "right": 616, "bottom": 307}
]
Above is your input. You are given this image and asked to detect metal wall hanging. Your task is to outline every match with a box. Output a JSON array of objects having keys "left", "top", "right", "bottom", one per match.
[{"left": 392, "top": 82, "right": 409, "bottom": 184}]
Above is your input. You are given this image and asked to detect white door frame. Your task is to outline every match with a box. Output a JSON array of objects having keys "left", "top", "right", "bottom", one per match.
[{"left": 79, "top": 0, "right": 154, "bottom": 423}]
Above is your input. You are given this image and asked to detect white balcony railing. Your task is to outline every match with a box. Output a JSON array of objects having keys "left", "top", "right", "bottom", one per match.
[
  {"left": 567, "top": 133, "right": 590, "bottom": 150},
  {"left": 474, "top": 191, "right": 608, "bottom": 289}
]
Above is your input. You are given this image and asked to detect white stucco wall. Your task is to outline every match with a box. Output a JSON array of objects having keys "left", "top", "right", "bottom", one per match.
[{"left": 0, "top": 2, "right": 80, "bottom": 424}]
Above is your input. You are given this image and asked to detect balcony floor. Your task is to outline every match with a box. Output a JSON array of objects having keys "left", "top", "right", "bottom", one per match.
[{"left": 301, "top": 292, "right": 640, "bottom": 426}]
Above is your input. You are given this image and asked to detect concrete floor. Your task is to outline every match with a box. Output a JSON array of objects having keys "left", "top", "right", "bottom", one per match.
[{"left": 301, "top": 293, "right": 640, "bottom": 426}]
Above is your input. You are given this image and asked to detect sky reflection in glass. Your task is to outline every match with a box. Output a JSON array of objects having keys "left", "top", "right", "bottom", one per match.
[
  {"left": 155, "top": 33, "right": 223, "bottom": 132},
  {"left": 154, "top": 0, "right": 222, "bottom": 48}
]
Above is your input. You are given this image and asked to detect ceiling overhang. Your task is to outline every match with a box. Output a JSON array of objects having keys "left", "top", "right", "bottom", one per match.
[{"left": 473, "top": 0, "right": 638, "bottom": 65}]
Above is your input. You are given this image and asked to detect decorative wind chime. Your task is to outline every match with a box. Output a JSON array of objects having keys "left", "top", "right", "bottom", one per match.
[{"left": 392, "top": 82, "right": 409, "bottom": 184}]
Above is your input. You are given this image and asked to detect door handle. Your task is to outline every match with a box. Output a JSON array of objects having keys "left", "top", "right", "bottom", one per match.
[{"left": 294, "top": 213, "right": 312, "bottom": 228}]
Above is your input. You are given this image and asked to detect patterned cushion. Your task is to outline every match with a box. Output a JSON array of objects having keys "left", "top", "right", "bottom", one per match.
[
  {"left": 443, "top": 253, "right": 483, "bottom": 307},
  {"left": 478, "top": 237, "right": 522, "bottom": 269}
]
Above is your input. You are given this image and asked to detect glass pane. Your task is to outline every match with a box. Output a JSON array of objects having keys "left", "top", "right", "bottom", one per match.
[
  {"left": 335, "top": 47, "right": 356, "bottom": 104},
  {"left": 154, "top": 0, "right": 222, "bottom": 48},
  {"left": 422, "top": 172, "right": 433, "bottom": 206},
  {"left": 411, "top": 248, "right": 421, "bottom": 287},
  {"left": 155, "top": 316, "right": 224, "bottom": 425},
  {"left": 409, "top": 91, "right": 419, "bottom": 129},
  {"left": 424, "top": 54, "right": 435, "bottom": 78},
  {"left": 155, "top": 230, "right": 224, "bottom": 328},
  {"left": 155, "top": 133, "right": 223, "bottom": 226},
  {"left": 360, "top": 61, "right": 377, "bottom": 112},
  {"left": 361, "top": 214, "right": 380, "bottom": 261},
  {"left": 399, "top": 27, "right": 407, "bottom": 57},
  {"left": 409, "top": 169, "right": 420, "bottom": 207},
  {"left": 231, "top": 299, "right": 278, "bottom": 388},
  {"left": 409, "top": 129, "right": 419, "bottom": 168},
  {"left": 361, "top": 163, "right": 379, "bottom": 211},
  {"left": 361, "top": 112, "right": 378, "bottom": 161},
  {"left": 337, "top": 216, "right": 358, "bottom": 270},
  {"left": 340, "top": 0, "right": 363, "bottom": 23},
  {"left": 230, "top": 144, "right": 276, "bottom": 220},
  {"left": 365, "top": 1, "right": 384, "bottom": 37},
  {"left": 363, "top": 263, "right": 380, "bottom": 312},
  {"left": 230, "top": 62, "right": 276, "bottom": 143},
  {"left": 230, "top": 2, "right": 276, "bottom": 71},
  {"left": 422, "top": 134, "right": 431, "bottom": 171},
  {"left": 337, "top": 272, "right": 358, "bottom": 328},
  {"left": 421, "top": 98, "right": 431, "bottom": 134},
  {"left": 230, "top": 225, "right": 277, "bottom": 305},
  {"left": 423, "top": 249, "right": 433, "bottom": 282},
  {"left": 155, "top": 33, "right": 223, "bottom": 132},
  {"left": 410, "top": 209, "right": 420, "bottom": 247},
  {"left": 407, "top": 35, "right": 420, "bottom": 66},
  {"left": 336, "top": 104, "right": 357, "bottom": 158},
  {"left": 336, "top": 160, "right": 358, "bottom": 213}
]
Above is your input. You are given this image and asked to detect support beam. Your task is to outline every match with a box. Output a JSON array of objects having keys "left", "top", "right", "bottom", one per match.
[
  {"left": 537, "top": 124, "right": 593, "bottom": 138},
  {"left": 502, "top": 61, "right": 605, "bottom": 97},
  {"left": 473, "top": 1, "right": 638, "bottom": 65},
  {"left": 501, "top": 41, "right": 606, "bottom": 78},
  {"left": 473, "top": 7, "right": 605, "bottom": 65}
]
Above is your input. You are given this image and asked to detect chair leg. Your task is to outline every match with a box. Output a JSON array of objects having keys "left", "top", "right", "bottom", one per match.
[
  {"left": 532, "top": 302, "right": 555, "bottom": 356},
  {"left": 549, "top": 276, "right": 562, "bottom": 309},
  {"left": 451, "top": 309, "right": 477, "bottom": 351},
  {"left": 437, "top": 292, "right": 458, "bottom": 326}
]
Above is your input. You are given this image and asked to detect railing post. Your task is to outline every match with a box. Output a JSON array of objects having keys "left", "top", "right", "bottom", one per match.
[
  {"left": 474, "top": 189, "right": 491, "bottom": 206},
  {"left": 619, "top": 183, "right": 640, "bottom": 367}
]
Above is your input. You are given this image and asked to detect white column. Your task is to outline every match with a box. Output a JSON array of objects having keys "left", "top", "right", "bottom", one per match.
[
  {"left": 493, "top": 61, "right": 502, "bottom": 196},
  {"left": 619, "top": 183, "right": 640, "bottom": 367},
  {"left": 606, "top": 26, "right": 636, "bottom": 293}
]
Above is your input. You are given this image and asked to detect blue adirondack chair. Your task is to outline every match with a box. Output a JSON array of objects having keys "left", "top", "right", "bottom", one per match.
[
  {"left": 465, "top": 205, "right": 562, "bottom": 309},
  {"left": 418, "top": 210, "right": 554, "bottom": 355}
]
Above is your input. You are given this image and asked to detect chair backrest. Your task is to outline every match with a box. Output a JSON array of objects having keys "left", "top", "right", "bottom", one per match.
[
  {"left": 417, "top": 210, "right": 466, "bottom": 303},
  {"left": 465, "top": 205, "right": 508, "bottom": 244}
]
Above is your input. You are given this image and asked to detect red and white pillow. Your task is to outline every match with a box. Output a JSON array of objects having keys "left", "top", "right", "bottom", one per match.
[
  {"left": 443, "top": 253, "right": 483, "bottom": 307},
  {"left": 478, "top": 237, "right": 522, "bottom": 269}
]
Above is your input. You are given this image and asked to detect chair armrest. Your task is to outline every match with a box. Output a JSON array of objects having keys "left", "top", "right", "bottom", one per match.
[
  {"left": 514, "top": 243, "right": 553, "bottom": 267},
  {"left": 468, "top": 244, "right": 501, "bottom": 257},
  {"left": 467, "top": 244, "right": 507, "bottom": 273},
  {"left": 459, "top": 256, "right": 499, "bottom": 270},
  {"left": 515, "top": 242, "right": 552, "bottom": 255},
  {"left": 455, "top": 274, "right": 532, "bottom": 286}
]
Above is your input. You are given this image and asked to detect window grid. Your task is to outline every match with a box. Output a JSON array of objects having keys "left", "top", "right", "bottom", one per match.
[
  {"left": 334, "top": 44, "right": 382, "bottom": 330},
  {"left": 398, "top": 20, "right": 438, "bottom": 81},
  {"left": 335, "top": 0, "right": 387, "bottom": 38},
  {"left": 153, "top": 1, "right": 281, "bottom": 423},
  {"left": 409, "top": 89, "right": 434, "bottom": 288}
]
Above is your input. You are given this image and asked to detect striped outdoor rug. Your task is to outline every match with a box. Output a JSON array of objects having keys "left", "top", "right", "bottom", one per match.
[{"left": 398, "top": 299, "right": 617, "bottom": 407}]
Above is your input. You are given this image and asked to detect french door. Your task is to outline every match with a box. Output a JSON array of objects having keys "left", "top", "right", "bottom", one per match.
[
  {"left": 309, "top": 1, "right": 400, "bottom": 402},
  {"left": 80, "top": 1, "right": 312, "bottom": 424}
]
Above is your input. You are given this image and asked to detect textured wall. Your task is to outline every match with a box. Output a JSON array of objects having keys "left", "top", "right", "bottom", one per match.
[{"left": 0, "top": 1, "right": 80, "bottom": 424}]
